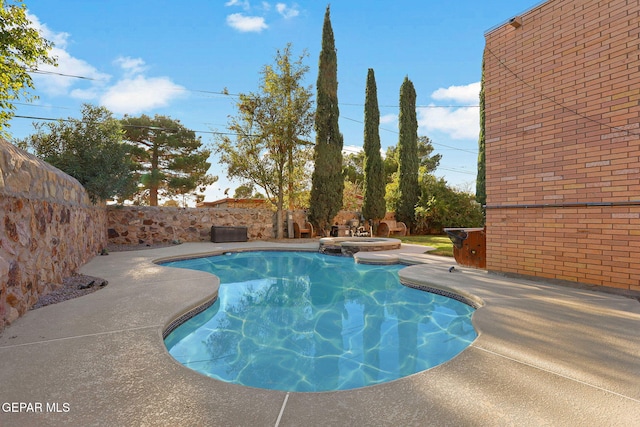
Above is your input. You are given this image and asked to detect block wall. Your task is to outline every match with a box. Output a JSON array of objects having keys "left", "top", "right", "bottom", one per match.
[
  {"left": 0, "top": 140, "right": 107, "bottom": 330},
  {"left": 484, "top": 0, "right": 640, "bottom": 291},
  {"left": 107, "top": 206, "right": 275, "bottom": 243}
]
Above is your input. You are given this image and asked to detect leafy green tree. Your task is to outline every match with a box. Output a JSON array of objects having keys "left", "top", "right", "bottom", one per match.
[
  {"left": 362, "top": 69, "right": 386, "bottom": 225},
  {"left": 19, "top": 104, "right": 136, "bottom": 203},
  {"left": 342, "top": 150, "right": 364, "bottom": 184},
  {"left": 384, "top": 136, "right": 441, "bottom": 180},
  {"left": 0, "top": 0, "right": 56, "bottom": 135},
  {"left": 121, "top": 114, "right": 216, "bottom": 206},
  {"left": 476, "top": 52, "right": 486, "bottom": 206},
  {"left": 309, "top": 5, "right": 344, "bottom": 235},
  {"left": 415, "top": 175, "right": 484, "bottom": 233},
  {"left": 215, "top": 44, "right": 313, "bottom": 238},
  {"left": 233, "top": 184, "right": 265, "bottom": 199},
  {"left": 395, "top": 76, "right": 419, "bottom": 231}
]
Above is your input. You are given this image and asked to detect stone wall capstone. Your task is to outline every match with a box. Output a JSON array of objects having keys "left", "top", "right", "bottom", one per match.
[{"left": 0, "top": 139, "right": 107, "bottom": 331}]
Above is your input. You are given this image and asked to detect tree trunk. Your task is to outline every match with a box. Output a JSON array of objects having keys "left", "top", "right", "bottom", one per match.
[{"left": 276, "top": 190, "right": 285, "bottom": 239}]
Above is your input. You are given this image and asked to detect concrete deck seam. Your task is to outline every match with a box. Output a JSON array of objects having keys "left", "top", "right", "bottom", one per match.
[
  {"left": 0, "top": 324, "right": 160, "bottom": 350},
  {"left": 274, "top": 392, "right": 290, "bottom": 427},
  {"left": 473, "top": 345, "right": 640, "bottom": 404}
]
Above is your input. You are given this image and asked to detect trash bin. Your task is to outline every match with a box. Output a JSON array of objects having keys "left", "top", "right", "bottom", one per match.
[{"left": 444, "top": 227, "right": 486, "bottom": 269}]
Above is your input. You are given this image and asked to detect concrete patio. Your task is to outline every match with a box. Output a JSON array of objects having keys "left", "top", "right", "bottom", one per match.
[{"left": 1, "top": 241, "right": 639, "bottom": 426}]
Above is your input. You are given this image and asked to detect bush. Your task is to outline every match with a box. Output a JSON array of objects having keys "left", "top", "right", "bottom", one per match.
[{"left": 414, "top": 175, "right": 484, "bottom": 234}]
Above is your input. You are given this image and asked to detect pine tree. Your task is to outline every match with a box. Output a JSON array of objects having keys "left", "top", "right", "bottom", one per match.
[
  {"left": 121, "top": 115, "right": 216, "bottom": 206},
  {"left": 309, "top": 5, "right": 344, "bottom": 235},
  {"left": 362, "top": 68, "right": 386, "bottom": 227},
  {"left": 396, "top": 76, "right": 419, "bottom": 231},
  {"left": 476, "top": 52, "right": 487, "bottom": 206}
]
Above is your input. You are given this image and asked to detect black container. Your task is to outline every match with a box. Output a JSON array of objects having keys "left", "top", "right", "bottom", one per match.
[{"left": 210, "top": 226, "right": 248, "bottom": 243}]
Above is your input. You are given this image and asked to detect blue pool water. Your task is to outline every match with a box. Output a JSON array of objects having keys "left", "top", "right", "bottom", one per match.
[{"left": 163, "top": 251, "right": 477, "bottom": 392}]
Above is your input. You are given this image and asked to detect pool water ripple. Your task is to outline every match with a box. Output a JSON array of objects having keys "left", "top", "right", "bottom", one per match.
[{"left": 163, "top": 251, "right": 477, "bottom": 392}]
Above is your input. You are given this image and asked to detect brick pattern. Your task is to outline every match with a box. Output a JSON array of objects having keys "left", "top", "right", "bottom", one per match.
[{"left": 484, "top": 0, "right": 640, "bottom": 291}]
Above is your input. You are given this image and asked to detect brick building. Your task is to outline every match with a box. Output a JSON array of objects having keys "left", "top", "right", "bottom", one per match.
[{"left": 484, "top": 0, "right": 640, "bottom": 291}]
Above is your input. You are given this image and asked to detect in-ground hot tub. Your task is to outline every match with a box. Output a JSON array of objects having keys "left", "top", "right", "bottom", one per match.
[{"left": 319, "top": 236, "right": 402, "bottom": 256}]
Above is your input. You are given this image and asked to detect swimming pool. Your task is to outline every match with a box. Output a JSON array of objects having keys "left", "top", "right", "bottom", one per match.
[{"left": 163, "top": 251, "right": 477, "bottom": 392}]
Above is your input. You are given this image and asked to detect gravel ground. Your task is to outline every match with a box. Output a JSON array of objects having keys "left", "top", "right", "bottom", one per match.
[
  {"left": 31, "top": 243, "right": 176, "bottom": 310},
  {"left": 31, "top": 274, "right": 109, "bottom": 309}
]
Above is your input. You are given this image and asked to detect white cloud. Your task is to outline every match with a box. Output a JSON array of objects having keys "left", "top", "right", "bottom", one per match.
[
  {"left": 342, "top": 145, "right": 362, "bottom": 155},
  {"left": 225, "top": 0, "right": 250, "bottom": 10},
  {"left": 26, "top": 11, "right": 69, "bottom": 49},
  {"left": 418, "top": 105, "right": 479, "bottom": 140},
  {"left": 431, "top": 82, "right": 481, "bottom": 104},
  {"left": 114, "top": 56, "right": 147, "bottom": 76},
  {"left": 226, "top": 13, "right": 268, "bottom": 32},
  {"left": 26, "top": 12, "right": 110, "bottom": 97},
  {"left": 100, "top": 57, "right": 185, "bottom": 114},
  {"left": 380, "top": 113, "right": 397, "bottom": 125},
  {"left": 24, "top": 12, "right": 185, "bottom": 116},
  {"left": 417, "top": 82, "right": 481, "bottom": 140},
  {"left": 100, "top": 75, "right": 185, "bottom": 115},
  {"left": 276, "top": 3, "right": 299, "bottom": 19}
]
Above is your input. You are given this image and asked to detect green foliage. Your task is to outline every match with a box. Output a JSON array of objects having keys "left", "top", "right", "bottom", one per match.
[
  {"left": 415, "top": 175, "right": 484, "bottom": 233},
  {"left": 342, "top": 150, "right": 364, "bottom": 184},
  {"left": 396, "top": 76, "right": 419, "bottom": 230},
  {"left": 398, "top": 235, "right": 454, "bottom": 257},
  {"left": 0, "top": 0, "right": 57, "bottom": 135},
  {"left": 233, "top": 184, "right": 265, "bottom": 199},
  {"left": 20, "top": 104, "right": 136, "bottom": 203},
  {"left": 476, "top": 52, "right": 487, "bottom": 207},
  {"left": 121, "top": 114, "right": 216, "bottom": 206},
  {"left": 309, "top": 5, "right": 344, "bottom": 234},
  {"left": 384, "top": 136, "right": 441, "bottom": 181},
  {"left": 342, "top": 180, "right": 364, "bottom": 211},
  {"left": 362, "top": 68, "right": 386, "bottom": 222},
  {"left": 215, "top": 44, "right": 313, "bottom": 237}
]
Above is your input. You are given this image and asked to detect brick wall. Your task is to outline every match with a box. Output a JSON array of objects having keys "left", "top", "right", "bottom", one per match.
[{"left": 484, "top": 0, "right": 640, "bottom": 291}]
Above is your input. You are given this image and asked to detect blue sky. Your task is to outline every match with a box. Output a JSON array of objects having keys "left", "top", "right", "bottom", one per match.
[{"left": 9, "top": 0, "right": 540, "bottom": 202}]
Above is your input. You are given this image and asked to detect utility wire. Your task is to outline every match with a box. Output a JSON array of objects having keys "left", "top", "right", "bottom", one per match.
[
  {"left": 341, "top": 116, "right": 478, "bottom": 155},
  {"left": 29, "top": 69, "right": 101, "bottom": 81},
  {"left": 27, "top": 68, "right": 480, "bottom": 109},
  {"left": 12, "top": 115, "right": 242, "bottom": 137},
  {"left": 485, "top": 46, "right": 640, "bottom": 137}
]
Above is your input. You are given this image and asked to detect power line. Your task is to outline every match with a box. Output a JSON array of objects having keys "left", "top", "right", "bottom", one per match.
[
  {"left": 27, "top": 68, "right": 479, "bottom": 109},
  {"left": 12, "top": 114, "right": 241, "bottom": 137},
  {"left": 485, "top": 46, "right": 640, "bottom": 137},
  {"left": 30, "top": 69, "right": 101, "bottom": 81},
  {"left": 341, "top": 116, "right": 478, "bottom": 155}
]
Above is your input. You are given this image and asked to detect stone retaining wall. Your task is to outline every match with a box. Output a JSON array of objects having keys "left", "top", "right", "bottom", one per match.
[
  {"left": 107, "top": 206, "right": 275, "bottom": 244},
  {"left": 0, "top": 139, "right": 107, "bottom": 330}
]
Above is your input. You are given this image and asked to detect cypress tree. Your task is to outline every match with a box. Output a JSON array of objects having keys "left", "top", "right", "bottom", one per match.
[
  {"left": 362, "top": 68, "right": 386, "bottom": 226},
  {"left": 309, "top": 5, "right": 344, "bottom": 234},
  {"left": 396, "top": 76, "right": 419, "bottom": 231},
  {"left": 476, "top": 52, "right": 487, "bottom": 206}
]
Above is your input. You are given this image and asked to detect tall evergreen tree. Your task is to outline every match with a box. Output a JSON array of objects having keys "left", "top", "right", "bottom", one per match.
[
  {"left": 121, "top": 114, "right": 216, "bottom": 206},
  {"left": 396, "top": 76, "right": 419, "bottom": 231},
  {"left": 362, "top": 68, "right": 386, "bottom": 226},
  {"left": 476, "top": 52, "right": 486, "bottom": 206},
  {"left": 309, "top": 5, "right": 344, "bottom": 235}
]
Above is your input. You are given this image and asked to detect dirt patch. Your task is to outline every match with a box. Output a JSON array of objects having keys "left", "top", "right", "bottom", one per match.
[
  {"left": 30, "top": 242, "right": 179, "bottom": 310},
  {"left": 31, "top": 274, "right": 108, "bottom": 310}
]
